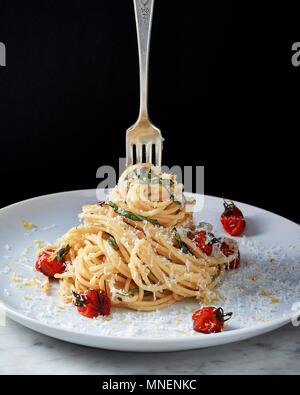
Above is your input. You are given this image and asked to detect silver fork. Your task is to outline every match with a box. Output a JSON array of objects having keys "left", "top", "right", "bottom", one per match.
[{"left": 126, "top": 0, "right": 163, "bottom": 168}]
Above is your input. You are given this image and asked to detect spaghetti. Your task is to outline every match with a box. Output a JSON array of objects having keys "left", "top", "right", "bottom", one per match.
[{"left": 39, "top": 164, "right": 239, "bottom": 312}]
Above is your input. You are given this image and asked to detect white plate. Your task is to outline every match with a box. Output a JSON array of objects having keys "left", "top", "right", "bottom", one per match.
[{"left": 0, "top": 190, "right": 300, "bottom": 352}]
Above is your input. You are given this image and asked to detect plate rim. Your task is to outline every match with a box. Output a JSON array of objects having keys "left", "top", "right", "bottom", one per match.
[
  {"left": 0, "top": 189, "right": 298, "bottom": 350},
  {"left": 3, "top": 303, "right": 291, "bottom": 345}
]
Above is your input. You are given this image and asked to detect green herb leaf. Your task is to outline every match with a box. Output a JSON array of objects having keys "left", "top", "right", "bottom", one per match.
[
  {"left": 72, "top": 291, "right": 86, "bottom": 307},
  {"left": 172, "top": 228, "right": 189, "bottom": 254},
  {"left": 107, "top": 236, "right": 119, "bottom": 250},
  {"left": 170, "top": 193, "right": 182, "bottom": 205},
  {"left": 138, "top": 173, "right": 160, "bottom": 185},
  {"left": 57, "top": 245, "right": 70, "bottom": 261},
  {"left": 144, "top": 290, "right": 154, "bottom": 297},
  {"left": 106, "top": 201, "right": 160, "bottom": 226},
  {"left": 116, "top": 287, "right": 153, "bottom": 297},
  {"left": 160, "top": 178, "right": 174, "bottom": 186},
  {"left": 106, "top": 201, "right": 119, "bottom": 211},
  {"left": 136, "top": 170, "right": 174, "bottom": 187},
  {"left": 124, "top": 288, "right": 140, "bottom": 295}
]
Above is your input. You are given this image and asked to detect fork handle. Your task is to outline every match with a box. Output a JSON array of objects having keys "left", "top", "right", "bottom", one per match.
[{"left": 133, "top": 0, "right": 155, "bottom": 120}]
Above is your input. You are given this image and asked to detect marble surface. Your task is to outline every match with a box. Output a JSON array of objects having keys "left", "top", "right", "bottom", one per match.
[{"left": 0, "top": 318, "right": 300, "bottom": 375}]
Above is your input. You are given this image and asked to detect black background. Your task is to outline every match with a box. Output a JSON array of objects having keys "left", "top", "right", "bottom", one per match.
[{"left": 0, "top": 1, "right": 298, "bottom": 222}]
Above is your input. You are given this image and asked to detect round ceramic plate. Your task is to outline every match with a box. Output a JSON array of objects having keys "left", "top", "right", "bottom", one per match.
[{"left": 0, "top": 190, "right": 300, "bottom": 352}]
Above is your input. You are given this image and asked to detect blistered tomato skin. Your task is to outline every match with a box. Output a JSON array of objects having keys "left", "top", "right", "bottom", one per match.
[
  {"left": 221, "top": 201, "right": 246, "bottom": 237},
  {"left": 194, "top": 231, "right": 216, "bottom": 256},
  {"left": 220, "top": 242, "right": 241, "bottom": 270},
  {"left": 35, "top": 249, "right": 66, "bottom": 279},
  {"left": 192, "top": 307, "right": 232, "bottom": 334},
  {"left": 73, "top": 290, "right": 111, "bottom": 318}
]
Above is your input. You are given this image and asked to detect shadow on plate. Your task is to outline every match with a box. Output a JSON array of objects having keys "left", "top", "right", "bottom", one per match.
[{"left": 243, "top": 215, "right": 268, "bottom": 237}]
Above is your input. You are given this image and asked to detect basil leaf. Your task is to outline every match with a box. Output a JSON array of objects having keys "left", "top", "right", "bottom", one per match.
[
  {"left": 138, "top": 173, "right": 160, "bottom": 185},
  {"left": 160, "top": 178, "right": 174, "bottom": 186},
  {"left": 172, "top": 228, "right": 189, "bottom": 254},
  {"left": 106, "top": 201, "right": 118, "bottom": 211},
  {"left": 107, "top": 236, "right": 119, "bottom": 250},
  {"left": 57, "top": 244, "right": 70, "bottom": 261},
  {"left": 170, "top": 193, "right": 182, "bottom": 205},
  {"left": 72, "top": 291, "right": 86, "bottom": 307},
  {"left": 143, "top": 290, "right": 153, "bottom": 297},
  {"left": 136, "top": 170, "right": 174, "bottom": 187},
  {"left": 117, "top": 287, "right": 153, "bottom": 297},
  {"left": 106, "top": 201, "right": 160, "bottom": 226}
]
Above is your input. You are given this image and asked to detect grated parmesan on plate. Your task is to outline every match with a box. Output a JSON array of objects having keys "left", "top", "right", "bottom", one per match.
[{"left": 1, "top": 228, "right": 300, "bottom": 339}]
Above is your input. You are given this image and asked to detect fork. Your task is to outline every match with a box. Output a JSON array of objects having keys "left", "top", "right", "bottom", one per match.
[{"left": 126, "top": 0, "right": 163, "bottom": 168}]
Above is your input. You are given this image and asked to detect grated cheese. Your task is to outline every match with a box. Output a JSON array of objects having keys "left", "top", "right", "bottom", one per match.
[{"left": 21, "top": 220, "right": 37, "bottom": 230}]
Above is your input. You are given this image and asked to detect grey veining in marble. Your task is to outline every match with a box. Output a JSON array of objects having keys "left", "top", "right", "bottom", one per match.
[{"left": 0, "top": 318, "right": 300, "bottom": 375}]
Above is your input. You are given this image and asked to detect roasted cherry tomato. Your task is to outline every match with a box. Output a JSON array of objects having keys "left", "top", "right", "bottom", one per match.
[
  {"left": 195, "top": 231, "right": 213, "bottom": 255},
  {"left": 192, "top": 306, "right": 232, "bottom": 334},
  {"left": 221, "top": 201, "right": 246, "bottom": 237},
  {"left": 194, "top": 230, "right": 220, "bottom": 256},
  {"left": 35, "top": 245, "right": 69, "bottom": 279},
  {"left": 73, "top": 290, "right": 111, "bottom": 318},
  {"left": 220, "top": 242, "right": 241, "bottom": 270}
]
